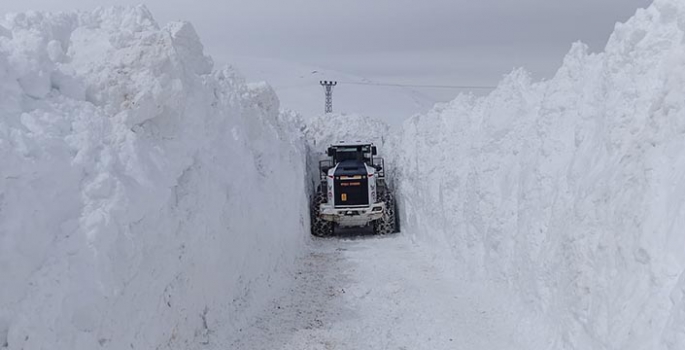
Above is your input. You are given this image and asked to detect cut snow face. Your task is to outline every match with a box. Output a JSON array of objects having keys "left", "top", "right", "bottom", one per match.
[
  {"left": 392, "top": 0, "right": 685, "bottom": 348},
  {"left": 0, "top": 6, "right": 308, "bottom": 350}
]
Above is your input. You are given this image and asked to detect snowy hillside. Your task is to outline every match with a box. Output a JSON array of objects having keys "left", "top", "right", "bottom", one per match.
[
  {"left": 0, "top": 6, "right": 308, "bottom": 349},
  {"left": 393, "top": 0, "right": 685, "bottom": 348},
  {"left": 224, "top": 55, "right": 435, "bottom": 127}
]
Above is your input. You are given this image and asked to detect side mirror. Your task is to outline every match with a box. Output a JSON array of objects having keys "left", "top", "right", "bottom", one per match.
[
  {"left": 327, "top": 147, "right": 335, "bottom": 157},
  {"left": 371, "top": 146, "right": 377, "bottom": 156}
]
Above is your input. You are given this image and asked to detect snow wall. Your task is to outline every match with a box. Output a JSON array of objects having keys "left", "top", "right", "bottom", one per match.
[
  {"left": 394, "top": 0, "right": 685, "bottom": 348},
  {"left": 0, "top": 6, "right": 309, "bottom": 349}
]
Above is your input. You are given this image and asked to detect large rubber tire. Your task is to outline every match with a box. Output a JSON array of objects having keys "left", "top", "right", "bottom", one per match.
[
  {"left": 311, "top": 190, "right": 334, "bottom": 237},
  {"left": 373, "top": 190, "right": 397, "bottom": 235}
]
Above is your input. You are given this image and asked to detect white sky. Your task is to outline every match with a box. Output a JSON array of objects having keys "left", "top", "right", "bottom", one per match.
[{"left": 2, "top": 0, "right": 650, "bottom": 97}]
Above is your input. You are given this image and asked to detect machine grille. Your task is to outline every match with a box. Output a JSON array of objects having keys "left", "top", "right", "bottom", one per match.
[{"left": 334, "top": 176, "right": 369, "bottom": 206}]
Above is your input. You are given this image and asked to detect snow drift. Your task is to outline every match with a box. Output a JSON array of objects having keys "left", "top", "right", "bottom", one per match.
[
  {"left": 394, "top": 0, "right": 685, "bottom": 348},
  {"left": 0, "top": 6, "right": 308, "bottom": 349}
]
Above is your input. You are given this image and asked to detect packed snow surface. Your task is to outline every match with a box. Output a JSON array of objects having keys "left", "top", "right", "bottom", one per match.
[
  {"left": 0, "top": 6, "right": 308, "bottom": 349},
  {"left": 393, "top": 0, "right": 685, "bottom": 348},
  {"left": 230, "top": 235, "right": 548, "bottom": 350}
]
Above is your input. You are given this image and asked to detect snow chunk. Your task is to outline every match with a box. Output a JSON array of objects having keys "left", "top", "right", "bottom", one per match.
[
  {"left": 0, "top": 25, "right": 10, "bottom": 39},
  {"left": 82, "top": 5, "right": 159, "bottom": 34},
  {"left": 165, "top": 21, "right": 213, "bottom": 75}
]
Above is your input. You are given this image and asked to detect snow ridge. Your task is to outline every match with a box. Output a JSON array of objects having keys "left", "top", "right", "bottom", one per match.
[
  {"left": 393, "top": 0, "right": 685, "bottom": 348},
  {"left": 0, "top": 6, "right": 307, "bottom": 349}
]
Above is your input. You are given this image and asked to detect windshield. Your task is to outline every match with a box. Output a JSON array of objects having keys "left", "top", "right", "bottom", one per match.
[{"left": 334, "top": 145, "right": 371, "bottom": 162}]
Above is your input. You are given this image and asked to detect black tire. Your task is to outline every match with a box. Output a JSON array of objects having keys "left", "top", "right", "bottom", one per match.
[
  {"left": 373, "top": 190, "right": 396, "bottom": 235},
  {"left": 311, "top": 189, "right": 334, "bottom": 237}
]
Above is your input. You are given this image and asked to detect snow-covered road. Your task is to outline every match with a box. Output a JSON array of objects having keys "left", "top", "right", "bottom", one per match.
[{"left": 230, "top": 234, "right": 547, "bottom": 350}]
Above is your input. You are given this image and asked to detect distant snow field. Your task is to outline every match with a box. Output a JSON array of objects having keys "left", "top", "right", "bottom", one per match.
[
  {"left": 2, "top": 0, "right": 685, "bottom": 350},
  {"left": 223, "top": 54, "right": 436, "bottom": 127}
]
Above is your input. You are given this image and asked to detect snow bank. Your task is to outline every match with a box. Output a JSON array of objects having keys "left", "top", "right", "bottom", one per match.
[
  {"left": 394, "top": 0, "right": 685, "bottom": 348},
  {"left": 0, "top": 6, "right": 308, "bottom": 349}
]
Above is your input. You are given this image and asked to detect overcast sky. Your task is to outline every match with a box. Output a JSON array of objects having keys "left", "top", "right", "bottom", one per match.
[{"left": 3, "top": 0, "right": 650, "bottom": 93}]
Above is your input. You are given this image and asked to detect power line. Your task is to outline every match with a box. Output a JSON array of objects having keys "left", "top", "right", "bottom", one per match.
[{"left": 338, "top": 81, "right": 497, "bottom": 90}]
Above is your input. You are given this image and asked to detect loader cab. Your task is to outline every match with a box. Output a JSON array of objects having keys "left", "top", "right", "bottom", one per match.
[{"left": 312, "top": 141, "right": 397, "bottom": 236}]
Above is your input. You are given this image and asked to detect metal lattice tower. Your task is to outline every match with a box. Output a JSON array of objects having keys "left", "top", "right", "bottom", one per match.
[{"left": 320, "top": 81, "right": 337, "bottom": 113}]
